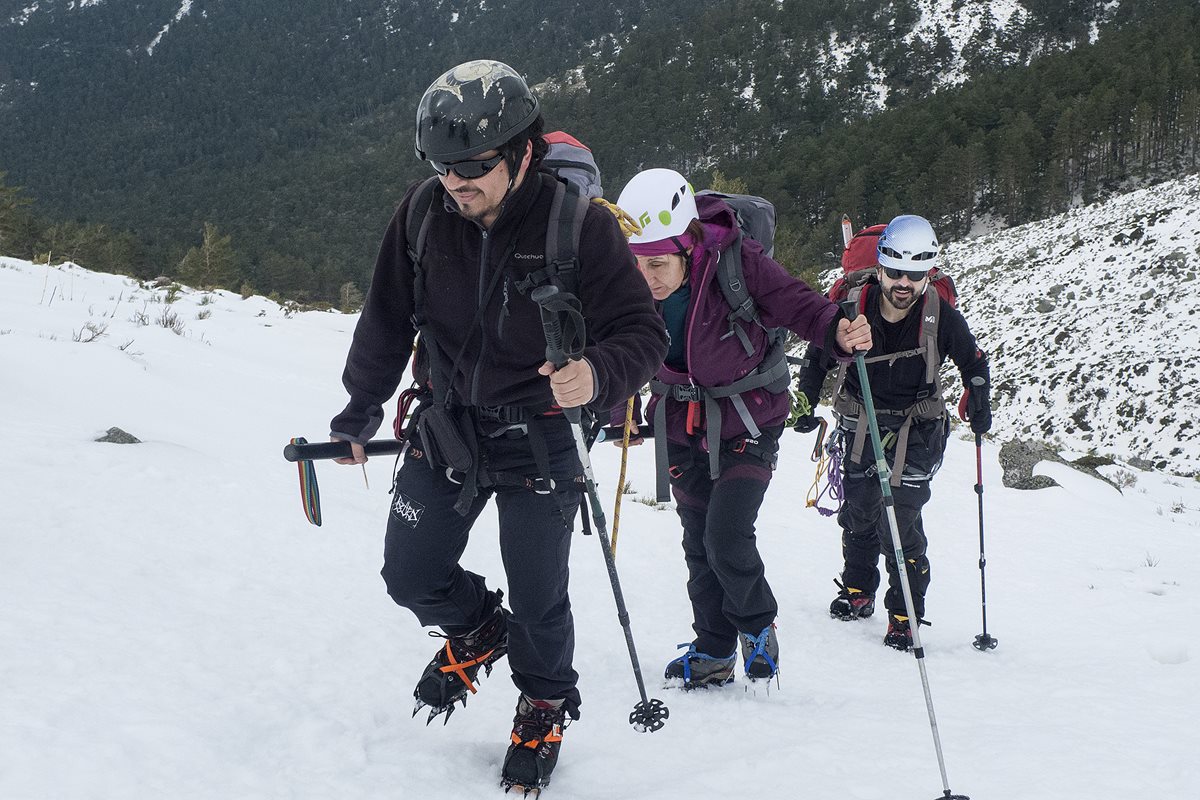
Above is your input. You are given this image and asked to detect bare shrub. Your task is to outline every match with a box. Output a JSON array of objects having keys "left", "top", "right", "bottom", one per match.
[
  {"left": 72, "top": 321, "right": 108, "bottom": 343},
  {"left": 156, "top": 305, "right": 186, "bottom": 335}
]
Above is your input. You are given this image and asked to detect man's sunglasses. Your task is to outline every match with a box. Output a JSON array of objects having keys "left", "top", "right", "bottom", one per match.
[
  {"left": 881, "top": 266, "right": 930, "bottom": 281},
  {"left": 430, "top": 153, "right": 504, "bottom": 180}
]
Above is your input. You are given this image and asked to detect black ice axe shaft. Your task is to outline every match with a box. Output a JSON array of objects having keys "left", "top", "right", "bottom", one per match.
[
  {"left": 531, "top": 284, "right": 668, "bottom": 734},
  {"left": 283, "top": 439, "right": 404, "bottom": 462},
  {"left": 840, "top": 299, "right": 968, "bottom": 800}
]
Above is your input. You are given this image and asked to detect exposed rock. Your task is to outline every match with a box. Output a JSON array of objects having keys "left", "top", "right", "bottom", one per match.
[
  {"left": 999, "top": 438, "right": 1060, "bottom": 489},
  {"left": 999, "top": 438, "right": 1124, "bottom": 490},
  {"left": 96, "top": 427, "right": 141, "bottom": 444}
]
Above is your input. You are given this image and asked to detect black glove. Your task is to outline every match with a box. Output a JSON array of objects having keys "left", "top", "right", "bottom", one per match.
[
  {"left": 966, "top": 376, "right": 992, "bottom": 435},
  {"left": 793, "top": 414, "right": 822, "bottom": 434}
]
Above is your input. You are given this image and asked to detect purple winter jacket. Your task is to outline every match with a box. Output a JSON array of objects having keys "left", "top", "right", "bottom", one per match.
[{"left": 634, "top": 195, "right": 848, "bottom": 445}]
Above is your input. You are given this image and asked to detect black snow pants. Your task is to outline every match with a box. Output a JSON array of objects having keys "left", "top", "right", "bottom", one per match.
[
  {"left": 667, "top": 425, "right": 782, "bottom": 658},
  {"left": 836, "top": 415, "right": 948, "bottom": 619},
  {"left": 380, "top": 415, "right": 583, "bottom": 711}
]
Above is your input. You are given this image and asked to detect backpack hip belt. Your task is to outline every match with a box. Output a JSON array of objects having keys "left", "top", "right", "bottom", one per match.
[{"left": 649, "top": 339, "right": 791, "bottom": 501}]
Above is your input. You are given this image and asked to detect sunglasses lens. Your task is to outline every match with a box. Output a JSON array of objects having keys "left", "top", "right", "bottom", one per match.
[
  {"left": 884, "top": 266, "right": 928, "bottom": 280},
  {"left": 432, "top": 154, "right": 503, "bottom": 179}
]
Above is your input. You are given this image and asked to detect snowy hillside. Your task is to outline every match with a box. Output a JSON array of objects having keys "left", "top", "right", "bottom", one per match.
[
  {"left": 1, "top": 254, "right": 1197, "bottom": 800},
  {"left": 946, "top": 172, "right": 1200, "bottom": 475}
]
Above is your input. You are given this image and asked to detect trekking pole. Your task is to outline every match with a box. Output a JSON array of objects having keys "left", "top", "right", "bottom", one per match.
[
  {"left": 971, "top": 429, "right": 998, "bottom": 651},
  {"left": 610, "top": 396, "right": 636, "bottom": 558},
  {"left": 839, "top": 300, "right": 969, "bottom": 800},
  {"left": 531, "top": 285, "right": 669, "bottom": 734}
]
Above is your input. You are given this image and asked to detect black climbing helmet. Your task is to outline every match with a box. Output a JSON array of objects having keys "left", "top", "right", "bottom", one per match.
[{"left": 414, "top": 59, "right": 540, "bottom": 164}]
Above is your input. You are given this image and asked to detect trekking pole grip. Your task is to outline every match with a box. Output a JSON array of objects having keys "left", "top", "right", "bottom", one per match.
[
  {"left": 531, "top": 284, "right": 583, "bottom": 425},
  {"left": 840, "top": 298, "right": 859, "bottom": 323}
]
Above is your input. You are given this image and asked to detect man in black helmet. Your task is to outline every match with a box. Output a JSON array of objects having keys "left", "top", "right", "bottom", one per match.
[{"left": 328, "top": 59, "right": 666, "bottom": 793}]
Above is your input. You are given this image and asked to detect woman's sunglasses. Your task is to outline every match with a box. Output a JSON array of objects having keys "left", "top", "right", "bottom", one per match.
[{"left": 430, "top": 153, "right": 504, "bottom": 180}]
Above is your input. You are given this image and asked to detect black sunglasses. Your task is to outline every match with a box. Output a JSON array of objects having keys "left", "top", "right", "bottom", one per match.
[
  {"left": 430, "top": 153, "right": 504, "bottom": 180},
  {"left": 881, "top": 266, "right": 930, "bottom": 281}
]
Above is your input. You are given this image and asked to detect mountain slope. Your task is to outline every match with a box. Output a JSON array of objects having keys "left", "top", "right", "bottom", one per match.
[{"left": 948, "top": 172, "right": 1199, "bottom": 474}]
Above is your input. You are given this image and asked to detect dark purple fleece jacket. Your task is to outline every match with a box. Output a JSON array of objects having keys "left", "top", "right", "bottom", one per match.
[{"left": 640, "top": 194, "right": 848, "bottom": 444}]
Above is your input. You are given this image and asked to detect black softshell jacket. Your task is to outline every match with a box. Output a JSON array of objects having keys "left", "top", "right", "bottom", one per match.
[
  {"left": 331, "top": 171, "right": 668, "bottom": 443},
  {"left": 797, "top": 284, "right": 989, "bottom": 412}
]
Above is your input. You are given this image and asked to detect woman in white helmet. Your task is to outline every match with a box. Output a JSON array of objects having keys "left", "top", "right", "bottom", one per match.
[{"left": 614, "top": 168, "right": 872, "bottom": 689}]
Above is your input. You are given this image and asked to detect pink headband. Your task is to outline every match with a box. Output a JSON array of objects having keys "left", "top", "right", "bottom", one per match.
[{"left": 629, "top": 231, "right": 695, "bottom": 257}]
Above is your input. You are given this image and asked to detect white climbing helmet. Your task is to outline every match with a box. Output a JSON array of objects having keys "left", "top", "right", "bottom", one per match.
[
  {"left": 616, "top": 168, "right": 699, "bottom": 255},
  {"left": 877, "top": 214, "right": 940, "bottom": 273}
]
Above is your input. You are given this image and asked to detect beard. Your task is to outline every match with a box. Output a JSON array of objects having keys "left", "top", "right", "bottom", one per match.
[{"left": 882, "top": 282, "right": 922, "bottom": 310}]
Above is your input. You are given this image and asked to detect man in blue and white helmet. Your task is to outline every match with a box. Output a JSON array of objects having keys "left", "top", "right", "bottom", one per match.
[{"left": 795, "top": 214, "right": 991, "bottom": 651}]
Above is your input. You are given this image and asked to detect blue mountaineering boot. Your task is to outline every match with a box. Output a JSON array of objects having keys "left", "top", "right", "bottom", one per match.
[
  {"left": 739, "top": 623, "right": 780, "bottom": 683},
  {"left": 664, "top": 643, "right": 737, "bottom": 690}
]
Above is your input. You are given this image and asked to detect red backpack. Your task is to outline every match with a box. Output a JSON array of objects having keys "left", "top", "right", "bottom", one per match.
[{"left": 829, "top": 215, "right": 958, "bottom": 308}]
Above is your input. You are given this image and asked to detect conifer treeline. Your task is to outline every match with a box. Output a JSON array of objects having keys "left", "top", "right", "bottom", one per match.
[
  {"left": 1, "top": 1, "right": 1196, "bottom": 300},
  {"left": 751, "top": 4, "right": 1200, "bottom": 276}
]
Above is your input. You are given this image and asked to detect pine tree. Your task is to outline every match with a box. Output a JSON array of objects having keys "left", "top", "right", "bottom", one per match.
[{"left": 177, "top": 223, "right": 239, "bottom": 290}]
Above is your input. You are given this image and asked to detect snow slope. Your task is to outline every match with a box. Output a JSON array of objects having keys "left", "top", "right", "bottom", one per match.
[
  {"left": 948, "top": 172, "right": 1200, "bottom": 475},
  {"left": 1, "top": 254, "right": 1196, "bottom": 799}
]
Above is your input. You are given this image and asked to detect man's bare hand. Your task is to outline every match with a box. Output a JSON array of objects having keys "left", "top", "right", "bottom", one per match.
[{"left": 538, "top": 358, "right": 594, "bottom": 408}]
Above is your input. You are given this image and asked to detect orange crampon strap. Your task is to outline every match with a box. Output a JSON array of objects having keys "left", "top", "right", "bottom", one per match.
[
  {"left": 291, "top": 437, "right": 322, "bottom": 526},
  {"left": 512, "top": 724, "right": 564, "bottom": 748},
  {"left": 437, "top": 642, "right": 496, "bottom": 694}
]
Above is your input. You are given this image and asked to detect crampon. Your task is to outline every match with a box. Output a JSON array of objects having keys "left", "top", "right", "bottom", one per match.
[{"left": 410, "top": 602, "right": 509, "bottom": 725}]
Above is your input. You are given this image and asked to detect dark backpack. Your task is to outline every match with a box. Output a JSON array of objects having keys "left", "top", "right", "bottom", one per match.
[
  {"left": 542, "top": 131, "right": 602, "bottom": 199},
  {"left": 694, "top": 190, "right": 787, "bottom": 359}
]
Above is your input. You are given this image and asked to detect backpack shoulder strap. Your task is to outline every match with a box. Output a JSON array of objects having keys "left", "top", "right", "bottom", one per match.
[
  {"left": 715, "top": 233, "right": 763, "bottom": 356},
  {"left": 918, "top": 289, "right": 942, "bottom": 388},
  {"left": 514, "top": 175, "right": 588, "bottom": 297},
  {"left": 405, "top": 176, "right": 443, "bottom": 322},
  {"left": 545, "top": 177, "right": 588, "bottom": 297}
]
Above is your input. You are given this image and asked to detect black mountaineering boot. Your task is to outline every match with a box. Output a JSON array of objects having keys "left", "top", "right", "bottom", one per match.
[
  {"left": 501, "top": 695, "right": 570, "bottom": 797},
  {"left": 883, "top": 614, "right": 913, "bottom": 652},
  {"left": 829, "top": 579, "right": 876, "bottom": 621},
  {"left": 412, "top": 593, "right": 509, "bottom": 725}
]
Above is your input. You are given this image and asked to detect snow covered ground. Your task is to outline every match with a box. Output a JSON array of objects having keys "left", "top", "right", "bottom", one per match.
[{"left": 1, "top": 256, "right": 1197, "bottom": 799}]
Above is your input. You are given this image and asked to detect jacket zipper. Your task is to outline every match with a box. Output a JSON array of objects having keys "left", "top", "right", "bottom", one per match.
[{"left": 469, "top": 229, "right": 490, "bottom": 405}]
